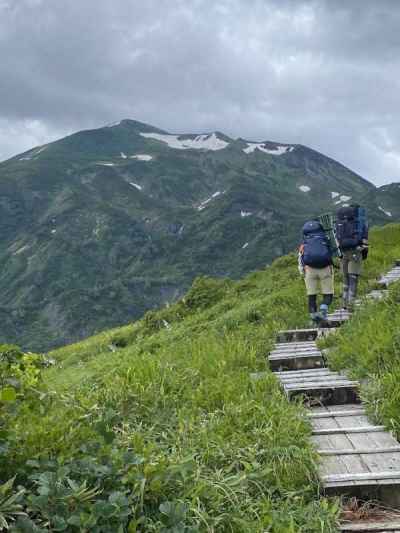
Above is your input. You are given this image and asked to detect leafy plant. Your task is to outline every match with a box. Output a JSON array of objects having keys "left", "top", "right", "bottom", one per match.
[{"left": 0, "top": 478, "right": 26, "bottom": 531}]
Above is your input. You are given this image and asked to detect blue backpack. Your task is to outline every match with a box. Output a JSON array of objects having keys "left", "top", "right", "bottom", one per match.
[
  {"left": 335, "top": 206, "right": 368, "bottom": 251},
  {"left": 302, "top": 220, "right": 332, "bottom": 268}
]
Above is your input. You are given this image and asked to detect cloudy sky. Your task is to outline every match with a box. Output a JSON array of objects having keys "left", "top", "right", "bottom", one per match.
[{"left": 1, "top": 0, "right": 399, "bottom": 185}]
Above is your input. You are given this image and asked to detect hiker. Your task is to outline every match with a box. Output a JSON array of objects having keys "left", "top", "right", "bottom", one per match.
[
  {"left": 298, "top": 220, "right": 334, "bottom": 324},
  {"left": 335, "top": 205, "right": 368, "bottom": 308}
]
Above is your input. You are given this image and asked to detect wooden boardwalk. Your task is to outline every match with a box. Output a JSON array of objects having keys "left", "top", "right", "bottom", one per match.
[
  {"left": 268, "top": 261, "right": 400, "bottom": 529},
  {"left": 378, "top": 262, "right": 400, "bottom": 287}
]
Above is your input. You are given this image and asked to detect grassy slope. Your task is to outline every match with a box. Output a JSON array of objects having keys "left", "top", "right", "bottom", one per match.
[{"left": 5, "top": 224, "right": 400, "bottom": 532}]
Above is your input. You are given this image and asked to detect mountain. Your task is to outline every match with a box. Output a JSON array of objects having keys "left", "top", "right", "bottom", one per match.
[{"left": 0, "top": 119, "right": 398, "bottom": 350}]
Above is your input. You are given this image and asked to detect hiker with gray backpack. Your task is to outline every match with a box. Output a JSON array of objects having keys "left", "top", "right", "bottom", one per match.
[
  {"left": 335, "top": 205, "right": 369, "bottom": 309},
  {"left": 298, "top": 219, "right": 334, "bottom": 325}
]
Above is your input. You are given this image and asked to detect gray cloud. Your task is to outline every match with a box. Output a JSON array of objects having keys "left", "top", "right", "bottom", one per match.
[{"left": 1, "top": 0, "right": 400, "bottom": 184}]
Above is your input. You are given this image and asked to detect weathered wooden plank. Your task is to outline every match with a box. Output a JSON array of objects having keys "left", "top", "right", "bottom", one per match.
[
  {"left": 279, "top": 369, "right": 347, "bottom": 379},
  {"left": 275, "top": 368, "right": 331, "bottom": 376},
  {"left": 345, "top": 427, "right": 398, "bottom": 450},
  {"left": 274, "top": 344, "right": 317, "bottom": 352},
  {"left": 283, "top": 379, "right": 359, "bottom": 391},
  {"left": 312, "top": 415, "right": 370, "bottom": 431},
  {"left": 328, "top": 310, "right": 351, "bottom": 320},
  {"left": 269, "top": 349, "right": 321, "bottom": 357},
  {"left": 339, "top": 520, "right": 400, "bottom": 531},
  {"left": 319, "top": 447, "right": 400, "bottom": 456},
  {"left": 312, "top": 404, "right": 362, "bottom": 414},
  {"left": 323, "top": 471, "right": 400, "bottom": 483},
  {"left": 361, "top": 450, "right": 400, "bottom": 477},
  {"left": 326, "top": 404, "right": 362, "bottom": 412},
  {"left": 274, "top": 341, "right": 317, "bottom": 348},
  {"left": 271, "top": 342, "right": 318, "bottom": 350},
  {"left": 313, "top": 426, "right": 385, "bottom": 435},
  {"left": 312, "top": 432, "right": 354, "bottom": 450},
  {"left": 269, "top": 349, "right": 322, "bottom": 359},
  {"left": 276, "top": 372, "right": 332, "bottom": 381},
  {"left": 318, "top": 454, "right": 363, "bottom": 477},
  {"left": 279, "top": 373, "right": 343, "bottom": 383},
  {"left": 308, "top": 409, "right": 366, "bottom": 418}
]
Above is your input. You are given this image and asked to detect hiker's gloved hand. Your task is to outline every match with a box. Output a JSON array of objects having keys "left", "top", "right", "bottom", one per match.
[{"left": 361, "top": 246, "right": 368, "bottom": 260}]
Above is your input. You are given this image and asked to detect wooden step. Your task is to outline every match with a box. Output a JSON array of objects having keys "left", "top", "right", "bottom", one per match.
[
  {"left": 379, "top": 270, "right": 400, "bottom": 286},
  {"left": 268, "top": 351, "right": 324, "bottom": 371},
  {"left": 275, "top": 369, "right": 359, "bottom": 404},
  {"left": 276, "top": 327, "right": 336, "bottom": 343},
  {"left": 277, "top": 328, "right": 319, "bottom": 343},
  {"left": 328, "top": 309, "right": 352, "bottom": 324},
  {"left": 367, "top": 290, "right": 389, "bottom": 300}
]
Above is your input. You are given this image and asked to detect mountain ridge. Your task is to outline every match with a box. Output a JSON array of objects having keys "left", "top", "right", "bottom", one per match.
[{"left": 0, "top": 119, "right": 399, "bottom": 351}]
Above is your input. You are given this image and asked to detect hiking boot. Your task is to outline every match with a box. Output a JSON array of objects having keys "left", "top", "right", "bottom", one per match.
[
  {"left": 310, "top": 312, "right": 322, "bottom": 326},
  {"left": 319, "top": 303, "right": 328, "bottom": 321}
]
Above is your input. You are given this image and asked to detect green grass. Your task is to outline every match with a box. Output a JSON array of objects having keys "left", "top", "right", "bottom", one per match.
[{"left": 3, "top": 224, "right": 400, "bottom": 531}]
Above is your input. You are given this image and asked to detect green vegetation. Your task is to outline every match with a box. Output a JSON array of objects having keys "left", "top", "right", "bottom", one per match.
[
  {"left": 1, "top": 119, "right": 400, "bottom": 351},
  {"left": 1, "top": 223, "right": 399, "bottom": 531}
]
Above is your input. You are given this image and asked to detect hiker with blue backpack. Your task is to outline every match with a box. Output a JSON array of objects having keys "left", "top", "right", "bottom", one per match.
[
  {"left": 335, "top": 205, "right": 369, "bottom": 309},
  {"left": 298, "top": 219, "right": 334, "bottom": 325}
]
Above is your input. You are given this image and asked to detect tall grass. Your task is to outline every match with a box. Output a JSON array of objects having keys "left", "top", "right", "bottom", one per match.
[{"left": 4, "top": 224, "right": 400, "bottom": 531}]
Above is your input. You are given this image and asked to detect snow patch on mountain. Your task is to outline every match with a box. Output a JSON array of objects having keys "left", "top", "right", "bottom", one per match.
[
  {"left": 331, "top": 192, "right": 339, "bottom": 199},
  {"left": 120, "top": 152, "right": 127, "bottom": 159},
  {"left": 13, "top": 244, "right": 30, "bottom": 255},
  {"left": 96, "top": 162, "right": 116, "bottom": 167},
  {"left": 379, "top": 206, "right": 392, "bottom": 217},
  {"left": 129, "top": 182, "right": 142, "bottom": 191},
  {"left": 198, "top": 191, "right": 225, "bottom": 211},
  {"left": 242, "top": 242, "right": 249, "bottom": 249},
  {"left": 243, "top": 143, "right": 294, "bottom": 155},
  {"left": 299, "top": 185, "right": 310, "bottom": 192},
  {"left": 140, "top": 132, "right": 229, "bottom": 151},
  {"left": 241, "top": 210, "right": 253, "bottom": 217},
  {"left": 130, "top": 154, "right": 153, "bottom": 161},
  {"left": 106, "top": 120, "right": 122, "bottom": 127},
  {"left": 334, "top": 194, "right": 352, "bottom": 205}
]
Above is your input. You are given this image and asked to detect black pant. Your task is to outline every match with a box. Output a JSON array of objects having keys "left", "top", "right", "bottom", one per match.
[{"left": 308, "top": 294, "right": 333, "bottom": 313}]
